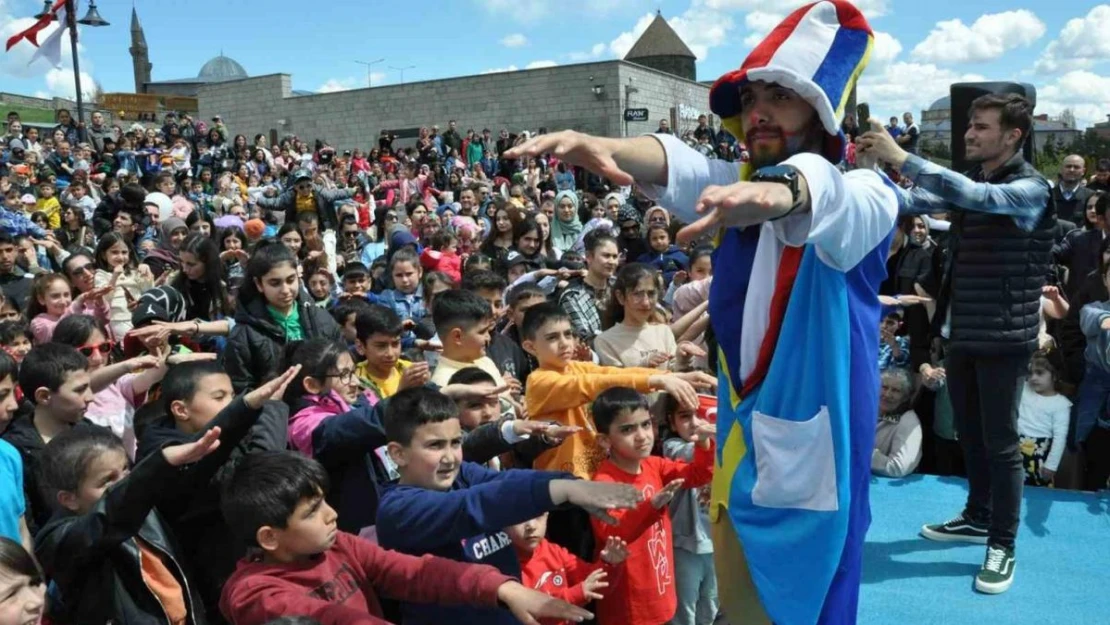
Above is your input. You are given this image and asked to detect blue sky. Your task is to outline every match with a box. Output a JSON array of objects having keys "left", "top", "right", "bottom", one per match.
[{"left": 2, "top": 0, "right": 1108, "bottom": 127}]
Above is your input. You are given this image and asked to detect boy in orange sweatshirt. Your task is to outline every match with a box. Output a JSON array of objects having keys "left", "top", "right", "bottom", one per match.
[
  {"left": 521, "top": 302, "right": 715, "bottom": 479},
  {"left": 507, "top": 512, "right": 631, "bottom": 625},
  {"left": 589, "top": 386, "right": 715, "bottom": 625}
]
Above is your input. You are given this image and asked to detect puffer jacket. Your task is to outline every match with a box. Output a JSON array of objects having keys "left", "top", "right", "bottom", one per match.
[{"left": 223, "top": 295, "right": 341, "bottom": 393}]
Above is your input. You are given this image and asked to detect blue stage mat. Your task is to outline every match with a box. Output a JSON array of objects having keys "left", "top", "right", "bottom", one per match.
[{"left": 860, "top": 474, "right": 1110, "bottom": 625}]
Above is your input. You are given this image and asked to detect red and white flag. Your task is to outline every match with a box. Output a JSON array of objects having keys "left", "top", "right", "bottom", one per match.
[
  {"left": 4, "top": 0, "right": 66, "bottom": 52},
  {"left": 29, "top": 3, "right": 69, "bottom": 68}
]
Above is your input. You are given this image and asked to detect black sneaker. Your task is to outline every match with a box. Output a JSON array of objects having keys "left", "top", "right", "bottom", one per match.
[
  {"left": 975, "top": 544, "right": 1016, "bottom": 594},
  {"left": 920, "top": 513, "right": 989, "bottom": 544}
]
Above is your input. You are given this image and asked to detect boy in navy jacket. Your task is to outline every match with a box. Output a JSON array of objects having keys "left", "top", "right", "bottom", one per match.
[{"left": 375, "top": 386, "right": 644, "bottom": 625}]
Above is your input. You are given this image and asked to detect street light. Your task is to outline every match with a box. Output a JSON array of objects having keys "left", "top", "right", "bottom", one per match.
[
  {"left": 69, "top": 0, "right": 109, "bottom": 141},
  {"left": 389, "top": 65, "right": 415, "bottom": 85},
  {"left": 354, "top": 58, "right": 385, "bottom": 88},
  {"left": 32, "top": 1, "right": 109, "bottom": 140}
]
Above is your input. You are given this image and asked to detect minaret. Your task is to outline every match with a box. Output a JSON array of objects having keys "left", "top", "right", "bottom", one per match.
[{"left": 129, "top": 7, "right": 152, "bottom": 93}]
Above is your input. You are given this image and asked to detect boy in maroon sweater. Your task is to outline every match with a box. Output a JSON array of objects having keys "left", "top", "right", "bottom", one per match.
[{"left": 219, "top": 451, "right": 592, "bottom": 625}]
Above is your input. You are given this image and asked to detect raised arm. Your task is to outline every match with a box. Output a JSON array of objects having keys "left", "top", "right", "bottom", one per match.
[{"left": 898, "top": 155, "right": 1050, "bottom": 231}]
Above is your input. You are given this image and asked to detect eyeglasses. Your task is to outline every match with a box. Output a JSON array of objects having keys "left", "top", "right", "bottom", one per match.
[
  {"left": 325, "top": 369, "right": 357, "bottom": 383},
  {"left": 77, "top": 341, "right": 114, "bottom": 357},
  {"left": 68, "top": 263, "right": 94, "bottom": 276},
  {"left": 344, "top": 231, "right": 360, "bottom": 238}
]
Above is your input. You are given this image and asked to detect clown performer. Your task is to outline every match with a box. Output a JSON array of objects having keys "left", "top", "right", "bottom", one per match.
[{"left": 508, "top": 2, "right": 897, "bottom": 624}]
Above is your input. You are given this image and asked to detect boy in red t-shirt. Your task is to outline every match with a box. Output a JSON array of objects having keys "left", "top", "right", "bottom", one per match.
[
  {"left": 589, "top": 386, "right": 715, "bottom": 625},
  {"left": 507, "top": 512, "right": 630, "bottom": 624}
]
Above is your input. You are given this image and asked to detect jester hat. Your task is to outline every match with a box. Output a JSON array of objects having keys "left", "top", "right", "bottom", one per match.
[{"left": 709, "top": 0, "right": 874, "bottom": 164}]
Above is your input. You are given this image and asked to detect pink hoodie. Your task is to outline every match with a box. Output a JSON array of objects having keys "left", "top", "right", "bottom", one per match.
[{"left": 287, "top": 390, "right": 380, "bottom": 457}]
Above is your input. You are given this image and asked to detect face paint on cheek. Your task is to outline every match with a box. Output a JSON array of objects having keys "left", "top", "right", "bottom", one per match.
[{"left": 783, "top": 128, "right": 807, "bottom": 155}]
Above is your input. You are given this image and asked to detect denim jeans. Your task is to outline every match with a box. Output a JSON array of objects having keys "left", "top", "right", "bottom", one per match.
[
  {"left": 1074, "top": 365, "right": 1110, "bottom": 446},
  {"left": 672, "top": 548, "right": 718, "bottom": 625}
]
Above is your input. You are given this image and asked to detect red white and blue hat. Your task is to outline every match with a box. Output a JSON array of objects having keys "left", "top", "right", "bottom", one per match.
[{"left": 709, "top": 0, "right": 874, "bottom": 163}]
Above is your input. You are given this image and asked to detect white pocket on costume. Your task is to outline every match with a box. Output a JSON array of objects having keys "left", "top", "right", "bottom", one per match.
[{"left": 750, "top": 406, "right": 839, "bottom": 511}]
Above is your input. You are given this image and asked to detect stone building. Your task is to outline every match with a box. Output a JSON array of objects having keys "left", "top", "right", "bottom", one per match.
[{"left": 193, "top": 13, "right": 714, "bottom": 151}]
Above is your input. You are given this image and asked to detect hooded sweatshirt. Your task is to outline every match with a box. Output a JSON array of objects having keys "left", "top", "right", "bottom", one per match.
[{"left": 220, "top": 531, "right": 512, "bottom": 625}]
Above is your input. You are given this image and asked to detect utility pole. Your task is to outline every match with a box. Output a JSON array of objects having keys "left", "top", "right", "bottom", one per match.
[
  {"left": 354, "top": 58, "right": 385, "bottom": 87},
  {"left": 389, "top": 65, "right": 415, "bottom": 85}
]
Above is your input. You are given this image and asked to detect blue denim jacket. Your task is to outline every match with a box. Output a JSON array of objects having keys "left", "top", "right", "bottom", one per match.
[{"left": 377, "top": 287, "right": 426, "bottom": 348}]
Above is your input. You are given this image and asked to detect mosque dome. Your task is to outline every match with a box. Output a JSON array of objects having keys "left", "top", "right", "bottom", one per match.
[
  {"left": 197, "top": 55, "right": 248, "bottom": 82},
  {"left": 927, "top": 96, "right": 951, "bottom": 112}
]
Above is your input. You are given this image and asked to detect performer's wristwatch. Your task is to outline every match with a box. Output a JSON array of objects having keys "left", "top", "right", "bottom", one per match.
[{"left": 751, "top": 165, "right": 802, "bottom": 220}]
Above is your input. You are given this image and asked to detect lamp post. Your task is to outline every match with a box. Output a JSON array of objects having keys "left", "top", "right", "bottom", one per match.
[
  {"left": 354, "top": 58, "right": 385, "bottom": 88},
  {"left": 389, "top": 65, "right": 415, "bottom": 85},
  {"left": 34, "top": 0, "right": 109, "bottom": 142}
]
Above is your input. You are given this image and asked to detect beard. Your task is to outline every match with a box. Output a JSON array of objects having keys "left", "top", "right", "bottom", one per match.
[{"left": 746, "top": 120, "right": 825, "bottom": 170}]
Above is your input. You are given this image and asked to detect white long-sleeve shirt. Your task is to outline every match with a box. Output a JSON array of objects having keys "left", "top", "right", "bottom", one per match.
[
  {"left": 644, "top": 133, "right": 898, "bottom": 382},
  {"left": 1017, "top": 384, "right": 1071, "bottom": 471}
]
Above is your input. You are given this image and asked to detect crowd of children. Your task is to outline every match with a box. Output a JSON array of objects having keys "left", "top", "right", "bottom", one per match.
[{"left": 1, "top": 108, "right": 1108, "bottom": 625}]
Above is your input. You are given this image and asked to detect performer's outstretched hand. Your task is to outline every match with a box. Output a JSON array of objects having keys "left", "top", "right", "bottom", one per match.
[
  {"left": 677, "top": 181, "right": 797, "bottom": 246},
  {"left": 504, "top": 130, "right": 635, "bottom": 186}
]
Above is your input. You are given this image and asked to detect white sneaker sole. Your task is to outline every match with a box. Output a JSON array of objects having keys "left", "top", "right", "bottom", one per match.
[
  {"left": 920, "top": 524, "right": 990, "bottom": 544},
  {"left": 975, "top": 564, "right": 1015, "bottom": 594}
]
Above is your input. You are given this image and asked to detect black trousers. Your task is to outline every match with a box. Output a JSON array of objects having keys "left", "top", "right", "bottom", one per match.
[{"left": 945, "top": 346, "right": 1028, "bottom": 549}]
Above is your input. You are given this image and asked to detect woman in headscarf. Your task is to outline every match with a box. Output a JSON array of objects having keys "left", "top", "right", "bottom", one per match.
[
  {"left": 550, "top": 190, "right": 583, "bottom": 254},
  {"left": 142, "top": 217, "right": 189, "bottom": 279}
]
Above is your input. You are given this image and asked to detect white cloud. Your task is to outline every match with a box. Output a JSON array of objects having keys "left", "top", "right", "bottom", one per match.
[
  {"left": 610, "top": 7, "right": 735, "bottom": 61},
  {"left": 1034, "top": 5, "right": 1110, "bottom": 74},
  {"left": 500, "top": 33, "right": 527, "bottom": 48},
  {"left": 525, "top": 60, "right": 558, "bottom": 69},
  {"left": 705, "top": 0, "right": 888, "bottom": 18},
  {"left": 742, "top": 10, "right": 782, "bottom": 47},
  {"left": 1039, "top": 69, "right": 1110, "bottom": 129},
  {"left": 857, "top": 61, "right": 986, "bottom": 120},
  {"left": 43, "top": 68, "right": 98, "bottom": 100},
  {"left": 871, "top": 30, "right": 903, "bottom": 69},
  {"left": 568, "top": 43, "right": 607, "bottom": 62},
  {"left": 610, "top": 13, "right": 655, "bottom": 59},
  {"left": 911, "top": 10, "right": 1046, "bottom": 64},
  {"left": 318, "top": 77, "right": 357, "bottom": 92},
  {"left": 481, "top": 65, "right": 520, "bottom": 74}
]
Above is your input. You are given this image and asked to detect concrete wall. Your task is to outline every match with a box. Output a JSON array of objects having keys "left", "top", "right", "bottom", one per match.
[
  {"left": 195, "top": 61, "right": 714, "bottom": 150},
  {"left": 198, "top": 62, "right": 629, "bottom": 152},
  {"left": 617, "top": 62, "right": 713, "bottom": 138}
]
